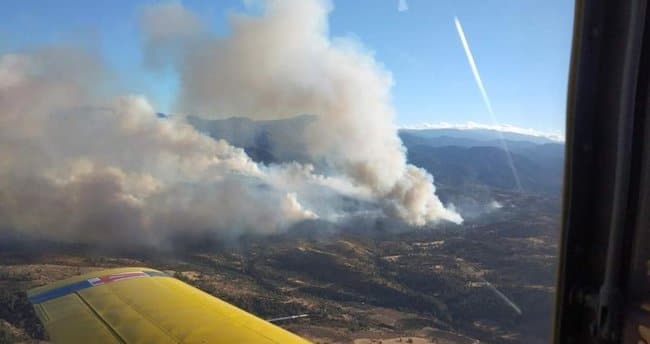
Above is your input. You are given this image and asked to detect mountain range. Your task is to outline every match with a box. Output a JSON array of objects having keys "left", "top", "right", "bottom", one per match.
[
  {"left": 400, "top": 129, "right": 564, "bottom": 195},
  {"left": 181, "top": 115, "right": 564, "bottom": 196}
]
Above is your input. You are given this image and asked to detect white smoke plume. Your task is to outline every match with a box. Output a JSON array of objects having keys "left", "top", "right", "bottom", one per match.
[
  {"left": 488, "top": 200, "right": 503, "bottom": 210},
  {"left": 141, "top": 0, "right": 461, "bottom": 226},
  {"left": 0, "top": 0, "right": 461, "bottom": 247},
  {"left": 0, "top": 49, "right": 334, "bottom": 245}
]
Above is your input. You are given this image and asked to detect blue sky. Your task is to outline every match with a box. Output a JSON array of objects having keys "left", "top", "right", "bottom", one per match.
[{"left": 0, "top": 0, "right": 574, "bottom": 136}]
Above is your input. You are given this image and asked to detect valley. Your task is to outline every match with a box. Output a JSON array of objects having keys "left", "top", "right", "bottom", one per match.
[
  {"left": 0, "top": 189, "right": 559, "bottom": 343},
  {"left": 0, "top": 123, "right": 563, "bottom": 343}
]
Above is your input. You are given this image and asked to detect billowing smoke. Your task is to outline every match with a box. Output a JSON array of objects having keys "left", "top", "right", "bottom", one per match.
[
  {"left": 0, "top": 49, "right": 339, "bottom": 245},
  {"left": 141, "top": 0, "right": 461, "bottom": 226},
  {"left": 0, "top": 0, "right": 460, "bottom": 247}
]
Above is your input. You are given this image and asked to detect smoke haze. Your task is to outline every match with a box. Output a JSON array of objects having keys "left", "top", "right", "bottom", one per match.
[
  {"left": 0, "top": 0, "right": 460, "bottom": 247},
  {"left": 142, "top": 0, "right": 461, "bottom": 225}
]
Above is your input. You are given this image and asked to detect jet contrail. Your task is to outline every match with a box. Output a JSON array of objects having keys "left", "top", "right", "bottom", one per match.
[
  {"left": 461, "top": 260, "right": 523, "bottom": 316},
  {"left": 484, "top": 280, "right": 523, "bottom": 316},
  {"left": 454, "top": 16, "right": 523, "bottom": 192},
  {"left": 454, "top": 17, "right": 494, "bottom": 115},
  {"left": 398, "top": 0, "right": 408, "bottom": 12}
]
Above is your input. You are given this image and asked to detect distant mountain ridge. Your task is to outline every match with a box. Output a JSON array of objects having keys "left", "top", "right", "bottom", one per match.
[
  {"left": 186, "top": 115, "right": 316, "bottom": 164},
  {"left": 406, "top": 145, "right": 562, "bottom": 194},
  {"left": 398, "top": 128, "right": 564, "bottom": 194},
  {"left": 399, "top": 128, "right": 559, "bottom": 145},
  {"left": 174, "top": 114, "right": 564, "bottom": 195}
]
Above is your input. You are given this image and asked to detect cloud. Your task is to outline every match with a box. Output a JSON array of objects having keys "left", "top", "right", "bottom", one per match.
[{"left": 399, "top": 121, "right": 565, "bottom": 142}]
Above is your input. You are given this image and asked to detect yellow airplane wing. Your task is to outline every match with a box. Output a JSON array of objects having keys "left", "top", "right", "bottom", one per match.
[{"left": 27, "top": 267, "right": 311, "bottom": 343}]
